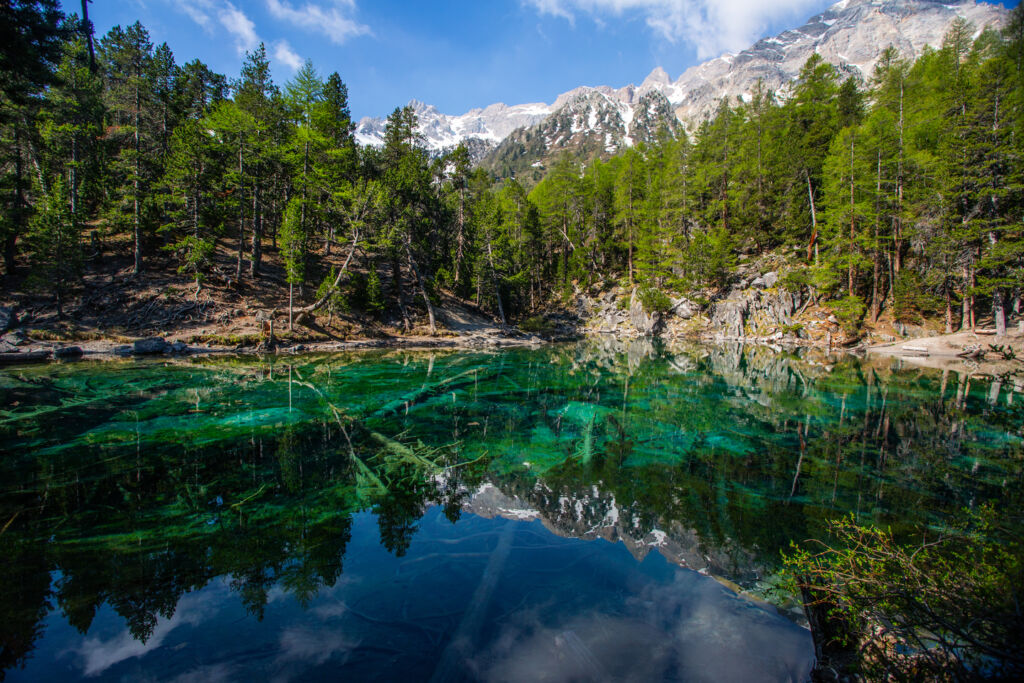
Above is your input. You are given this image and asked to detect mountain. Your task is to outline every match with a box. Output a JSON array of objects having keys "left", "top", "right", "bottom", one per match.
[
  {"left": 355, "top": 0, "right": 1007, "bottom": 173},
  {"left": 669, "top": 0, "right": 1007, "bottom": 122},
  {"left": 354, "top": 99, "right": 552, "bottom": 157},
  {"left": 479, "top": 83, "right": 681, "bottom": 182}
]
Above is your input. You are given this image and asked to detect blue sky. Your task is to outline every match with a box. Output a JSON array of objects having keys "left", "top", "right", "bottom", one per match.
[{"left": 70, "top": 0, "right": 1015, "bottom": 121}]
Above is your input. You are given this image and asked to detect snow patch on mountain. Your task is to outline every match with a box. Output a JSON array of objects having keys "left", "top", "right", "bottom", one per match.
[{"left": 355, "top": 0, "right": 1007, "bottom": 157}]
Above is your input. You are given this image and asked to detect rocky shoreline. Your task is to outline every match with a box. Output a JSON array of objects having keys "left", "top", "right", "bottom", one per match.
[{"left": 2, "top": 293, "right": 1022, "bottom": 377}]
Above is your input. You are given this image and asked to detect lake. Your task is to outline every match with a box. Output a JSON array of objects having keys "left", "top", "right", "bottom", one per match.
[{"left": 1, "top": 340, "right": 1021, "bottom": 681}]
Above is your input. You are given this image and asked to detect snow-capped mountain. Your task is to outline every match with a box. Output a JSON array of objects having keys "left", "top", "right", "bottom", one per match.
[
  {"left": 669, "top": 0, "right": 1007, "bottom": 122},
  {"left": 355, "top": 0, "right": 1007, "bottom": 166},
  {"left": 480, "top": 84, "right": 680, "bottom": 181},
  {"left": 354, "top": 99, "right": 552, "bottom": 154}
]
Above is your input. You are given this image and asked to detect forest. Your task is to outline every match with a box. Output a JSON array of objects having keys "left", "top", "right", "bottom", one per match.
[{"left": 2, "top": 1, "right": 1023, "bottom": 338}]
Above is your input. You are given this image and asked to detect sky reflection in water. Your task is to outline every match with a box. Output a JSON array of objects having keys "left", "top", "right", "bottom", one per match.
[{"left": 2, "top": 340, "right": 1021, "bottom": 681}]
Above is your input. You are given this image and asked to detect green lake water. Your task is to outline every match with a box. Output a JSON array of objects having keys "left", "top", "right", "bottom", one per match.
[{"left": 1, "top": 340, "right": 1022, "bottom": 681}]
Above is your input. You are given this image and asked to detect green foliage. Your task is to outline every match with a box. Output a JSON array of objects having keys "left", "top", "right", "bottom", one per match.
[
  {"left": 364, "top": 267, "right": 385, "bottom": 316},
  {"left": 637, "top": 286, "right": 672, "bottom": 313},
  {"left": 682, "top": 226, "right": 736, "bottom": 289},
  {"left": 280, "top": 197, "right": 306, "bottom": 286},
  {"left": 2, "top": 7, "right": 1023, "bottom": 337},
  {"left": 893, "top": 270, "right": 942, "bottom": 324},
  {"left": 316, "top": 267, "right": 348, "bottom": 317},
  {"left": 782, "top": 508, "right": 1024, "bottom": 680},
  {"left": 167, "top": 234, "right": 214, "bottom": 287},
  {"left": 27, "top": 177, "right": 80, "bottom": 313},
  {"left": 826, "top": 295, "right": 866, "bottom": 335}
]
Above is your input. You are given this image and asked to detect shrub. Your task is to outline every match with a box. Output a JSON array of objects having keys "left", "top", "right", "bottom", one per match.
[
  {"left": 782, "top": 508, "right": 1024, "bottom": 681},
  {"left": 638, "top": 287, "right": 673, "bottom": 313},
  {"left": 893, "top": 270, "right": 942, "bottom": 324},
  {"left": 827, "top": 295, "right": 866, "bottom": 335}
]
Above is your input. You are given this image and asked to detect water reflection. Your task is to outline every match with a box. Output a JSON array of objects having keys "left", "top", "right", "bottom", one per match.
[{"left": 1, "top": 341, "right": 1021, "bottom": 680}]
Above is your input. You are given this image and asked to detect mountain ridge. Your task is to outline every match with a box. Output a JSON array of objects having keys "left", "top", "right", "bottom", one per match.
[{"left": 354, "top": 0, "right": 1008, "bottom": 161}]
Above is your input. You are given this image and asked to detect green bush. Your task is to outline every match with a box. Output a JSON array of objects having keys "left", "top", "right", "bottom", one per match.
[
  {"left": 779, "top": 267, "right": 811, "bottom": 293},
  {"left": 782, "top": 507, "right": 1024, "bottom": 681},
  {"left": 893, "top": 270, "right": 942, "bottom": 324},
  {"left": 638, "top": 287, "right": 673, "bottom": 313},
  {"left": 827, "top": 295, "right": 866, "bottom": 335}
]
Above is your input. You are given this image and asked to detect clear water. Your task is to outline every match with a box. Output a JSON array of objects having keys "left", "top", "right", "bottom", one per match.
[{"left": 1, "top": 340, "right": 1021, "bottom": 681}]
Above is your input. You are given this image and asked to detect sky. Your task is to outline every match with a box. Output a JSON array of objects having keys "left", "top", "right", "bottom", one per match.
[{"left": 68, "top": 0, "right": 1017, "bottom": 122}]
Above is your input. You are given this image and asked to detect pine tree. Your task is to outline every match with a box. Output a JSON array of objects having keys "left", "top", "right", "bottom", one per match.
[
  {"left": 234, "top": 44, "right": 281, "bottom": 278},
  {"left": 100, "top": 21, "right": 157, "bottom": 274},
  {"left": 28, "top": 176, "right": 79, "bottom": 316}
]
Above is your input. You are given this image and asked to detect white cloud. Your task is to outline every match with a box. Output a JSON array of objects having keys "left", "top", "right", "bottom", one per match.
[
  {"left": 266, "top": 0, "right": 372, "bottom": 44},
  {"left": 274, "top": 40, "right": 304, "bottom": 71},
  {"left": 179, "top": 0, "right": 215, "bottom": 29},
  {"left": 219, "top": 1, "right": 261, "bottom": 55},
  {"left": 524, "top": 0, "right": 828, "bottom": 59}
]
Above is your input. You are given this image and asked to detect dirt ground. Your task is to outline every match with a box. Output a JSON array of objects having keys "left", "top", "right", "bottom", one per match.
[{"left": 867, "top": 327, "right": 1024, "bottom": 375}]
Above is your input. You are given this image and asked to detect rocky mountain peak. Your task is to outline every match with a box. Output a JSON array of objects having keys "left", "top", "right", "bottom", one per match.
[
  {"left": 641, "top": 66, "right": 671, "bottom": 88},
  {"left": 355, "top": 0, "right": 1008, "bottom": 165}
]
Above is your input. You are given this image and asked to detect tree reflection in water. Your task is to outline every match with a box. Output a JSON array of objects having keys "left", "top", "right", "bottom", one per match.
[{"left": 0, "top": 341, "right": 1020, "bottom": 679}]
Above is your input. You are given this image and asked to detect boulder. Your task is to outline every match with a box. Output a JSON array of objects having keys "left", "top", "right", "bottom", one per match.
[
  {"left": 170, "top": 341, "right": 189, "bottom": 354},
  {"left": 629, "top": 288, "right": 662, "bottom": 337},
  {"left": 0, "top": 306, "right": 15, "bottom": 332},
  {"left": 1, "top": 329, "right": 28, "bottom": 346},
  {"left": 113, "top": 345, "right": 134, "bottom": 356},
  {"left": 54, "top": 346, "right": 84, "bottom": 359},
  {"left": 670, "top": 298, "right": 697, "bottom": 320},
  {"left": 0, "top": 340, "right": 18, "bottom": 353},
  {"left": 133, "top": 337, "right": 169, "bottom": 354},
  {"left": 762, "top": 271, "right": 779, "bottom": 288}
]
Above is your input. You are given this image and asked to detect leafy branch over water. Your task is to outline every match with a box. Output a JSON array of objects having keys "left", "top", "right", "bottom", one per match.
[{"left": 782, "top": 507, "right": 1024, "bottom": 681}]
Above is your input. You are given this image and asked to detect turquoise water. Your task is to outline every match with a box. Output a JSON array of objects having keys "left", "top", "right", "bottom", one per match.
[{"left": 1, "top": 340, "right": 1021, "bottom": 681}]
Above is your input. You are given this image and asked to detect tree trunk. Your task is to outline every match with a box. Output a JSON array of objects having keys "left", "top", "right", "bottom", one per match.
[
  {"left": 392, "top": 253, "right": 410, "bottom": 332},
  {"left": 236, "top": 146, "right": 245, "bottom": 281},
  {"left": 133, "top": 80, "right": 142, "bottom": 274},
  {"left": 81, "top": 0, "right": 96, "bottom": 71},
  {"left": 250, "top": 185, "right": 261, "bottom": 278},
  {"left": 406, "top": 241, "right": 436, "bottom": 335},
  {"left": 848, "top": 136, "right": 856, "bottom": 297},
  {"left": 945, "top": 283, "right": 953, "bottom": 334},
  {"left": 805, "top": 170, "right": 818, "bottom": 263},
  {"left": 6, "top": 129, "right": 25, "bottom": 275},
  {"left": 487, "top": 241, "right": 506, "bottom": 326},
  {"left": 454, "top": 184, "right": 465, "bottom": 285},
  {"left": 298, "top": 228, "right": 359, "bottom": 314},
  {"left": 994, "top": 289, "right": 1007, "bottom": 336},
  {"left": 970, "top": 266, "right": 977, "bottom": 331},
  {"left": 960, "top": 266, "right": 971, "bottom": 332}
]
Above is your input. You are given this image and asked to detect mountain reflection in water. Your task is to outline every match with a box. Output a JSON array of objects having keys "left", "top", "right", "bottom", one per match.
[{"left": 1, "top": 340, "right": 1021, "bottom": 681}]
